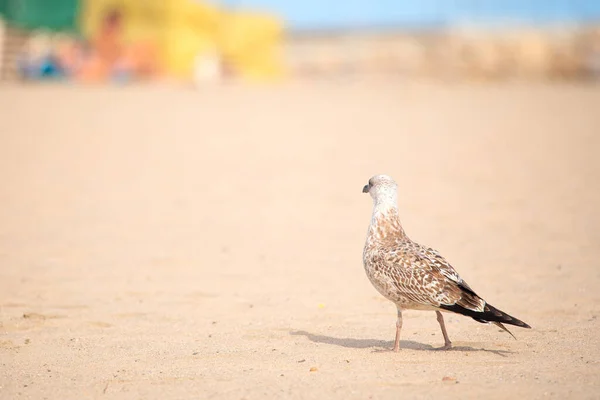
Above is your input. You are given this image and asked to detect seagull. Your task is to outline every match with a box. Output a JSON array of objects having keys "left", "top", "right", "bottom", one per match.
[{"left": 362, "top": 174, "right": 531, "bottom": 351}]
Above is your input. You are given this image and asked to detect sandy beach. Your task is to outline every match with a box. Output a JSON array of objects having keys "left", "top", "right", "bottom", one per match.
[{"left": 0, "top": 81, "right": 599, "bottom": 399}]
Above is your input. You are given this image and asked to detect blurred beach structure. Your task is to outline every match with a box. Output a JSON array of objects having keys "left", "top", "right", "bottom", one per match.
[{"left": 1, "top": 0, "right": 600, "bottom": 83}]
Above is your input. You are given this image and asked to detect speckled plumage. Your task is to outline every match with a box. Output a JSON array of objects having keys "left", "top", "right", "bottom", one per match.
[
  {"left": 363, "top": 214, "right": 482, "bottom": 312},
  {"left": 362, "top": 174, "right": 530, "bottom": 351}
]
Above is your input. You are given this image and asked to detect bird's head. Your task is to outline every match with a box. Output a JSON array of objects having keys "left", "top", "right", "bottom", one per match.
[{"left": 363, "top": 174, "right": 398, "bottom": 205}]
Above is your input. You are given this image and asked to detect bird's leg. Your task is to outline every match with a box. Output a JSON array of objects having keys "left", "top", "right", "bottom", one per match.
[
  {"left": 393, "top": 308, "right": 403, "bottom": 352},
  {"left": 436, "top": 311, "right": 452, "bottom": 350}
]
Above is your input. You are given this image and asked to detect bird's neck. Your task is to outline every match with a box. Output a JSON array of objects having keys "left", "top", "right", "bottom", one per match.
[{"left": 368, "top": 201, "right": 407, "bottom": 241}]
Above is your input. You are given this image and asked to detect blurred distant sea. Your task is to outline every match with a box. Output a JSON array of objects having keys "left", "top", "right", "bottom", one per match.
[{"left": 219, "top": 0, "right": 600, "bottom": 31}]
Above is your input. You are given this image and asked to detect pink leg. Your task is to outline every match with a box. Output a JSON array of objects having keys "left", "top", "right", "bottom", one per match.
[
  {"left": 436, "top": 311, "right": 452, "bottom": 350},
  {"left": 393, "top": 309, "right": 402, "bottom": 352}
]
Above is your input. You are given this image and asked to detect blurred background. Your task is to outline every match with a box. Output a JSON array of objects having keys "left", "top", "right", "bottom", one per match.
[
  {"left": 1, "top": 2, "right": 600, "bottom": 398},
  {"left": 1, "top": 0, "right": 600, "bottom": 83}
]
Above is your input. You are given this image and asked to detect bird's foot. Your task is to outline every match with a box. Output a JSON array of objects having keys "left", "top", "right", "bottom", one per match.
[
  {"left": 437, "top": 342, "right": 452, "bottom": 351},
  {"left": 372, "top": 348, "right": 396, "bottom": 353},
  {"left": 392, "top": 346, "right": 400, "bottom": 352}
]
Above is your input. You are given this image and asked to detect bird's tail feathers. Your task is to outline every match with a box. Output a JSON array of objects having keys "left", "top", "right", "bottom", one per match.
[
  {"left": 492, "top": 322, "right": 516, "bottom": 340},
  {"left": 440, "top": 302, "right": 531, "bottom": 331}
]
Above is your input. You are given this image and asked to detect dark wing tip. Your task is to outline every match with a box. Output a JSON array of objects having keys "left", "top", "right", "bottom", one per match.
[{"left": 440, "top": 303, "right": 531, "bottom": 329}]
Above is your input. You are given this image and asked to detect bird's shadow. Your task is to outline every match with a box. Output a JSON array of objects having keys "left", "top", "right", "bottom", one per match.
[{"left": 290, "top": 330, "right": 512, "bottom": 357}]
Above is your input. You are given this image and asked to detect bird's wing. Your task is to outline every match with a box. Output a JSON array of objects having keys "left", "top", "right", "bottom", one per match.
[{"left": 378, "top": 241, "right": 485, "bottom": 312}]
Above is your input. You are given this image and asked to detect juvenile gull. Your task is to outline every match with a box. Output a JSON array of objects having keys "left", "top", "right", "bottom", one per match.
[{"left": 362, "top": 174, "right": 531, "bottom": 351}]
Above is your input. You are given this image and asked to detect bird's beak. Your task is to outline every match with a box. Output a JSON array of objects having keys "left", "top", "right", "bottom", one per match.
[{"left": 362, "top": 184, "right": 370, "bottom": 193}]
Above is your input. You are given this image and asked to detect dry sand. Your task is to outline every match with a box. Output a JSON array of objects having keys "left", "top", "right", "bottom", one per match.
[{"left": 0, "top": 81, "right": 599, "bottom": 399}]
